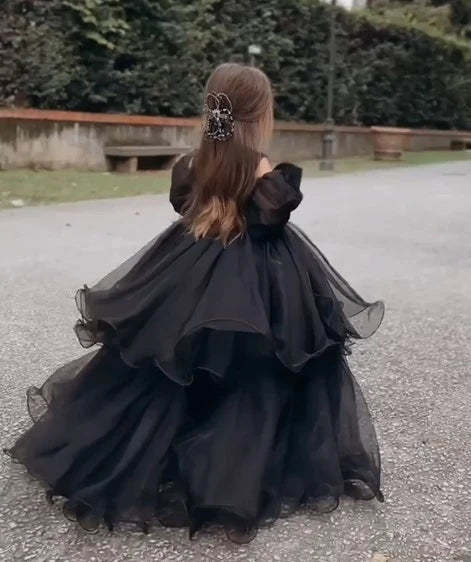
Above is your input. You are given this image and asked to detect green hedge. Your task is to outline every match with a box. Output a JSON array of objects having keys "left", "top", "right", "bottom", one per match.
[{"left": 1, "top": 0, "right": 471, "bottom": 129}]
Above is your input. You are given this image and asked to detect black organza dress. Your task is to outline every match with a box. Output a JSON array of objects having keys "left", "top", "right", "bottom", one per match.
[{"left": 6, "top": 156, "right": 385, "bottom": 542}]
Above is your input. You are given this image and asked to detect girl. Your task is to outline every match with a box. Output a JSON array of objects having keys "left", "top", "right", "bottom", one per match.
[{"left": 5, "top": 63, "right": 384, "bottom": 544}]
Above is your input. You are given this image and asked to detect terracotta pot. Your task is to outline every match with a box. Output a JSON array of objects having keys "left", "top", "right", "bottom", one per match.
[{"left": 371, "top": 126, "right": 411, "bottom": 161}]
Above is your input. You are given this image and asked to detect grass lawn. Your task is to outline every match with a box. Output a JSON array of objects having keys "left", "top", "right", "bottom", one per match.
[
  {"left": 0, "top": 170, "right": 171, "bottom": 208},
  {"left": 300, "top": 149, "right": 471, "bottom": 176},
  {"left": 1, "top": 150, "right": 470, "bottom": 209}
]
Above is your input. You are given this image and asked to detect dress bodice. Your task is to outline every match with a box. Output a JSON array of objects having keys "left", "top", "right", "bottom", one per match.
[{"left": 169, "top": 153, "right": 303, "bottom": 236}]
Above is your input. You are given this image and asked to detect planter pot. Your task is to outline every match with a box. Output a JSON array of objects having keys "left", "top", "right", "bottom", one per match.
[{"left": 371, "top": 127, "right": 411, "bottom": 161}]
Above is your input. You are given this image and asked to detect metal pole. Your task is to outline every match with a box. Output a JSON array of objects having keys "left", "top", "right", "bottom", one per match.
[{"left": 320, "top": 0, "right": 337, "bottom": 171}]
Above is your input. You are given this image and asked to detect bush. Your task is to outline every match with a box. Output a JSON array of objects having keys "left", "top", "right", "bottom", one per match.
[
  {"left": 338, "top": 13, "right": 471, "bottom": 128},
  {"left": 449, "top": 0, "right": 471, "bottom": 36},
  {"left": 1, "top": 0, "right": 470, "bottom": 129}
]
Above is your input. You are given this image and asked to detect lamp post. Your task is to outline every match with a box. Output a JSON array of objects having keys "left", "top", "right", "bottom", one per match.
[
  {"left": 248, "top": 44, "right": 262, "bottom": 67},
  {"left": 320, "top": 0, "right": 337, "bottom": 171}
]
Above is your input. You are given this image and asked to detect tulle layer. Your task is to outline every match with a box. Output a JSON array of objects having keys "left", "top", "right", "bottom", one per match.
[
  {"left": 74, "top": 221, "right": 384, "bottom": 385},
  {"left": 8, "top": 346, "right": 382, "bottom": 541}
]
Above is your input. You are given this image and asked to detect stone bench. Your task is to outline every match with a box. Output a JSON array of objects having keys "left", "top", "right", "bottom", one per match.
[
  {"left": 450, "top": 138, "right": 471, "bottom": 151},
  {"left": 104, "top": 145, "right": 193, "bottom": 173}
]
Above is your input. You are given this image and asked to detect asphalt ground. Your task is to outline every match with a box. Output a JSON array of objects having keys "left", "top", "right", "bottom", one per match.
[{"left": 0, "top": 161, "right": 470, "bottom": 562}]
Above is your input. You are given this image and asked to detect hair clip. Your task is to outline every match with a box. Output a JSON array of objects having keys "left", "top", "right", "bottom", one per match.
[{"left": 203, "top": 92, "right": 235, "bottom": 141}]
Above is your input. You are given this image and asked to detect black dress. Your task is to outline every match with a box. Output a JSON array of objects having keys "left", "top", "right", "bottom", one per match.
[{"left": 5, "top": 156, "right": 385, "bottom": 542}]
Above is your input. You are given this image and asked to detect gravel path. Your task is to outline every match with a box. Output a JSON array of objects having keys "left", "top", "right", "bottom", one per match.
[{"left": 1, "top": 162, "right": 470, "bottom": 562}]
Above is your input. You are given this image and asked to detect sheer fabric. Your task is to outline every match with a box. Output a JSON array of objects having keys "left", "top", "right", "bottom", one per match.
[{"left": 6, "top": 157, "right": 384, "bottom": 542}]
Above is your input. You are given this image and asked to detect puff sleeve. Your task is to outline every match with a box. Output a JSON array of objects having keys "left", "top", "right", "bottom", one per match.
[{"left": 247, "top": 163, "right": 303, "bottom": 234}]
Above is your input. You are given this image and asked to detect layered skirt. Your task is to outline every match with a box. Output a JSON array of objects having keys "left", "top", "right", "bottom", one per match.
[{"left": 6, "top": 222, "right": 384, "bottom": 542}]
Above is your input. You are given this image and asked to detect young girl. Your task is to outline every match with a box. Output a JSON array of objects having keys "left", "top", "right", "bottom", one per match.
[{"left": 6, "top": 63, "right": 384, "bottom": 544}]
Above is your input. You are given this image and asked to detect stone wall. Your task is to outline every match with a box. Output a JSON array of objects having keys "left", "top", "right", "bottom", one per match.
[
  {"left": 0, "top": 109, "right": 469, "bottom": 171},
  {"left": 0, "top": 110, "right": 201, "bottom": 171}
]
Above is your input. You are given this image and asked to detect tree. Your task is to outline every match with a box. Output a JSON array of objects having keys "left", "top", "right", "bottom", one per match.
[
  {"left": 0, "top": 1, "right": 76, "bottom": 108},
  {"left": 1, "top": 0, "right": 470, "bottom": 128}
]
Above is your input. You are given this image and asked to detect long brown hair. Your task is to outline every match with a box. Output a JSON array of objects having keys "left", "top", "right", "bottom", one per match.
[{"left": 184, "top": 63, "right": 274, "bottom": 244}]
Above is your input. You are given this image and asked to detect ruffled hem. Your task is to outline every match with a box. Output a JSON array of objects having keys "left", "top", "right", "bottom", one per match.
[
  {"left": 6, "top": 469, "right": 382, "bottom": 543},
  {"left": 74, "top": 285, "right": 344, "bottom": 385},
  {"left": 3, "top": 454, "right": 382, "bottom": 543},
  {"left": 5, "top": 346, "right": 383, "bottom": 543}
]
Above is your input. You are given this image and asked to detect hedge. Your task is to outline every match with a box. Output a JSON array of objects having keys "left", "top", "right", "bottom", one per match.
[{"left": 1, "top": 0, "right": 470, "bottom": 129}]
